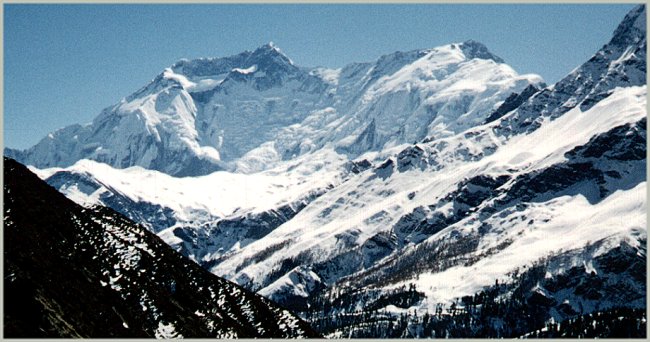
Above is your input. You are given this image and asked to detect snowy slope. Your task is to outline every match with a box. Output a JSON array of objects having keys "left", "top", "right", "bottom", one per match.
[
  {"left": 32, "top": 148, "right": 345, "bottom": 225},
  {"left": 409, "top": 181, "right": 645, "bottom": 306},
  {"left": 32, "top": 148, "right": 349, "bottom": 263},
  {"left": 8, "top": 41, "right": 542, "bottom": 176},
  {"left": 208, "top": 6, "right": 645, "bottom": 335},
  {"left": 291, "top": 83, "right": 645, "bottom": 337},
  {"left": 11, "top": 70, "right": 223, "bottom": 177},
  {"left": 211, "top": 84, "right": 646, "bottom": 293},
  {"left": 271, "top": 40, "right": 543, "bottom": 160}
]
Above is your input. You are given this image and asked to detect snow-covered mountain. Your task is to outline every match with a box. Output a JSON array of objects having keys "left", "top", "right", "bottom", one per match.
[
  {"left": 8, "top": 4, "right": 647, "bottom": 338},
  {"left": 4, "top": 157, "right": 318, "bottom": 338},
  {"left": 7, "top": 41, "right": 542, "bottom": 176},
  {"left": 31, "top": 148, "right": 350, "bottom": 264},
  {"left": 213, "top": 83, "right": 646, "bottom": 304}
]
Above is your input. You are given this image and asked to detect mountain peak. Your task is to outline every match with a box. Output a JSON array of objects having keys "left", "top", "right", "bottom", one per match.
[
  {"left": 260, "top": 41, "right": 279, "bottom": 51},
  {"left": 223, "top": 42, "right": 299, "bottom": 83},
  {"left": 250, "top": 42, "right": 294, "bottom": 67},
  {"left": 609, "top": 4, "right": 646, "bottom": 47},
  {"left": 166, "top": 42, "right": 294, "bottom": 80},
  {"left": 456, "top": 40, "right": 505, "bottom": 63}
]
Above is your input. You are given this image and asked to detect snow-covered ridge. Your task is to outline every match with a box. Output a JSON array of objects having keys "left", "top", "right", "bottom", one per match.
[
  {"left": 32, "top": 147, "right": 352, "bottom": 263},
  {"left": 8, "top": 39, "right": 542, "bottom": 176},
  {"left": 413, "top": 180, "right": 646, "bottom": 305},
  {"left": 33, "top": 147, "right": 349, "bottom": 226},
  {"left": 212, "top": 85, "right": 646, "bottom": 293},
  {"left": 492, "top": 4, "right": 646, "bottom": 139}
]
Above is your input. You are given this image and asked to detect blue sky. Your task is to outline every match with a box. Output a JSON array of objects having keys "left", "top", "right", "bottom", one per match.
[{"left": 4, "top": 4, "right": 637, "bottom": 149}]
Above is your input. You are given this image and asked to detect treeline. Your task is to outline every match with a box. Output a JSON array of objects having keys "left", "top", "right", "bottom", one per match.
[
  {"left": 302, "top": 244, "right": 646, "bottom": 338},
  {"left": 307, "top": 286, "right": 646, "bottom": 338},
  {"left": 525, "top": 307, "right": 646, "bottom": 338},
  {"left": 307, "top": 279, "right": 543, "bottom": 338}
]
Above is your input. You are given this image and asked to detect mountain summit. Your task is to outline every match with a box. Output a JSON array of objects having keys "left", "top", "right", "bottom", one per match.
[
  {"left": 458, "top": 40, "right": 505, "bottom": 63},
  {"left": 7, "top": 41, "right": 541, "bottom": 176},
  {"left": 610, "top": 4, "right": 646, "bottom": 47}
]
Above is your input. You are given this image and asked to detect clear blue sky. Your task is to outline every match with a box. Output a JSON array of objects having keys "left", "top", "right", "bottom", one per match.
[{"left": 4, "top": 4, "right": 637, "bottom": 149}]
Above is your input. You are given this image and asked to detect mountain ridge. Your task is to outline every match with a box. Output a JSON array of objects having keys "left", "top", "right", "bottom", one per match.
[
  {"left": 6, "top": 39, "right": 542, "bottom": 176},
  {"left": 3, "top": 156, "right": 319, "bottom": 338},
  {"left": 4, "top": 5, "right": 646, "bottom": 338}
]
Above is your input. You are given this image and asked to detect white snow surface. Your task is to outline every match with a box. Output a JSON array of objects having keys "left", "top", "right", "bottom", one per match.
[
  {"left": 232, "top": 64, "right": 258, "bottom": 74},
  {"left": 272, "top": 42, "right": 543, "bottom": 156},
  {"left": 155, "top": 321, "right": 182, "bottom": 339},
  {"left": 17, "top": 41, "right": 542, "bottom": 176},
  {"left": 485, "top": 85, "right": 647, "bottom": 170},
  {"left": 212, "top": 85, "right": 646, "bottom": 300},
  {"left": 30, "top": 78, "right": 646, "bottom": 312},
  {"left": 34, "top": 147, "right": 348, "bottom": 223},
  {"left": 260, "top": 266, "right": 322, "bottom": 299},
  {"left": 411, "top": 181, "right": 645, "bottom": 307}
]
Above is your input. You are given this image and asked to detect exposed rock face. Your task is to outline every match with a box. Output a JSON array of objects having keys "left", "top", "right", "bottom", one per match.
[{"left": 484, "top": 84, "right": 543, "bottom": 124}]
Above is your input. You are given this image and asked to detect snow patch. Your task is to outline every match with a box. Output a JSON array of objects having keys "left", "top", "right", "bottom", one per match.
[
  {"left": 155, "top": 321, "right": 182, "bottom": 339},
  {"left": 232, "top": 65, "right": 258, "bottom": 75}
]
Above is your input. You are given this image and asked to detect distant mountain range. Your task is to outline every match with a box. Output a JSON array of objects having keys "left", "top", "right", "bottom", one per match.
[
  {"left": 6, "top": 40, "right": 542, "bottom": 176},
  {"left": 4, "top": 4, "right": 646, "bottom": 338}
]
